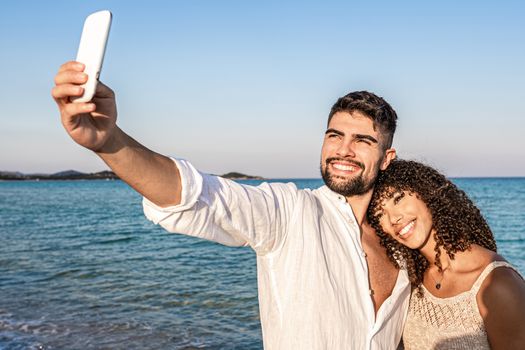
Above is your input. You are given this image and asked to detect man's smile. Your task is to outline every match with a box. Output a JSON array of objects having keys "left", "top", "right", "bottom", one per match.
[
  {"left": 326, "top": 158, "right": 364, "bottom": 176},
  {"left": 332, "top": 163, "right": 358, "bottom": 172}
]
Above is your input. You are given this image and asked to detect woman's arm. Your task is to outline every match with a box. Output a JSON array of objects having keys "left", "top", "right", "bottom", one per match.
[{"left": 477, "top": 266, "right": 525, "bottom": 349}]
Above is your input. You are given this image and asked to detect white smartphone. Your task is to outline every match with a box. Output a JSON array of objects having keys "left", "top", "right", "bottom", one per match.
[{"left": 72, "top": 10, "right": 112, "bottom": 103}]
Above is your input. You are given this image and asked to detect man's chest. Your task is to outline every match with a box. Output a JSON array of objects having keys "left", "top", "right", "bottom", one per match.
[{"left": 361, "top": 225, "right": 399, "bottom": 312}]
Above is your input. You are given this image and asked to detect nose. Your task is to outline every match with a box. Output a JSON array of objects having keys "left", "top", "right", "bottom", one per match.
[
  {"left": 389, "top": 211, "right": 403, "bottom": 225},
  {"left": 336, "top": 139, "right": 356, "bottom": 158}
]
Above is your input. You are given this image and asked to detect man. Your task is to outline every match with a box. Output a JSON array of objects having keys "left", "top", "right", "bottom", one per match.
[{"left": 52, "top": 61, "right": 410, "bottom": 349}]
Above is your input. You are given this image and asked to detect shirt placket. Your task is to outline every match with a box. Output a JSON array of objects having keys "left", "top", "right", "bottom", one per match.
[{"left": 337, "top": 195, "right": 377, "bottom": 349}]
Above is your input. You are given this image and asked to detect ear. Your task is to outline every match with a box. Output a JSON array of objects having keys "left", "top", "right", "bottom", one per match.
[{"left": 380, "top": 148, "right": 396, "bottom": 171}]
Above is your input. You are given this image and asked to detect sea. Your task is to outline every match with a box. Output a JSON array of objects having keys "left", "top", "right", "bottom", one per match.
[{"left": 0, "top": 178, "right": 524, "bottom": 350}]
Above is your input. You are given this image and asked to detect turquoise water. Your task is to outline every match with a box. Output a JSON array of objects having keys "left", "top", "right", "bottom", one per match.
[{"left": 0, "top": 178, "right": 524, "bottom": 349}]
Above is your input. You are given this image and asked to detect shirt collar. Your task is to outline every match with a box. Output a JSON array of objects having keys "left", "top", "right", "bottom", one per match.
[{"left": 319, "top": 185, "right": 348, "bottom": 204}]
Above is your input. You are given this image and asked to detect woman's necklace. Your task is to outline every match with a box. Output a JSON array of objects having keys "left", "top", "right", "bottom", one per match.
[{"left": 430, "top": 265, "right": 450, "bottom": 290}]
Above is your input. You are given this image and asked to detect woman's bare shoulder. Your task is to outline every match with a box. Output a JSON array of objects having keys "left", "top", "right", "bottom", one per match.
[
  {"left": 476, "top": 260, "right": 525, "bottom": 349},
  {"left": 453, "top": 244, "right": 501, "bottom": 274}
]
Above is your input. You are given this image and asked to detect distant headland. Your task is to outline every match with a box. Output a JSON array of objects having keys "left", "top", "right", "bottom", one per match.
[
  {"left": 218, "top": 172, "right": 265, "bottom": 180},
  {"left": 0, "top": 170, "right": 264, "bottom": 181}
]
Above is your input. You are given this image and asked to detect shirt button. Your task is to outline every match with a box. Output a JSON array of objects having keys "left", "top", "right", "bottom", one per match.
[{"left": 361, "top": 251, "right": 367, "bottom": 258}]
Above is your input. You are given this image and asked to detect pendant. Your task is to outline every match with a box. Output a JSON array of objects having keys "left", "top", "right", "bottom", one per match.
[{"left": 435, "top": 283, "right": 441, "bottom": 290}]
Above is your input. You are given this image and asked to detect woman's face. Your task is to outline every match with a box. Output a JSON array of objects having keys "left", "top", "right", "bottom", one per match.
[{"left": 376, "top": 190, "right": 434, "bottom": 250}]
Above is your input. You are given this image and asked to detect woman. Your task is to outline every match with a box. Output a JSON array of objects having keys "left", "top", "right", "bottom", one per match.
[{"left": 367, "top": 159, "right": 525, "bottom": 350}]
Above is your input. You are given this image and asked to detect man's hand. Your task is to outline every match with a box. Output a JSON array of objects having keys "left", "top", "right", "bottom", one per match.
[
  {"left": 51, "top": 60, "right": 182, "bottom": 207},
  {"left": 51, "top": 61, "right": 117, "bottom": 152}
]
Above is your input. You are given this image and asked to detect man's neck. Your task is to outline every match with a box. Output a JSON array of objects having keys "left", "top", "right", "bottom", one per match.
[{"left": 345, "top": 191, "right": 374, "bottom": 226}]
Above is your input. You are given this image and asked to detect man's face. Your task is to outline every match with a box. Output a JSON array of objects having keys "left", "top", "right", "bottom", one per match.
[{"left": 320, "top": 111, "right": 396, "bottom": 197}]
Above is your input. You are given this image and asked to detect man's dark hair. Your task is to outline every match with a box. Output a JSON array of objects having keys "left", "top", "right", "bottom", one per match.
[{"left": 328, "top": 91, "right": 397, "bottom": 149}]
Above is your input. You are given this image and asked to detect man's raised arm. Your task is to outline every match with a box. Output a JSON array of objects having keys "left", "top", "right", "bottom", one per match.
[{"left": 51, "top": 61, "right": 181, "bottom": 207}]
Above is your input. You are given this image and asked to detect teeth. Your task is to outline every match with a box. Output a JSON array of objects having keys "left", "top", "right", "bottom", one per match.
[
  {"left": 399, "top": 221, "right": 415, "bottom": 236},
  {"left": 332, "top": 163, "right": 356, "bottom": 171}
]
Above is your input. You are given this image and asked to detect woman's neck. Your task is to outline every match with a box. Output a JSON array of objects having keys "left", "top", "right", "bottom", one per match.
[{"left": 419, "top": 229, "right": 450, "bottom": 269}]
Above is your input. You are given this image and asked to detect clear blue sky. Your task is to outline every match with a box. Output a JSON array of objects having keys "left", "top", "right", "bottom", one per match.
[{"left": 1, "top": 0, "right": 524, "bottom": 177}]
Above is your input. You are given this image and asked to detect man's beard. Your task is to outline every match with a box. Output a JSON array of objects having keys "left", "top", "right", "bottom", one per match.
[{"left": 321, "top": 158, "right": 375, "bottom": 196}]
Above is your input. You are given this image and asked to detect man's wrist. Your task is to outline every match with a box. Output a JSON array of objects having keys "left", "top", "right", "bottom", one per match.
[{"left": 95, "top": 126, "right": 126, "bottom": 155}]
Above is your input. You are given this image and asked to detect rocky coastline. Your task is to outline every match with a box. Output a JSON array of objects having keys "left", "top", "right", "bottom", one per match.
[{"left": 0, "top": 170, "right": 264, "bottom": 181}]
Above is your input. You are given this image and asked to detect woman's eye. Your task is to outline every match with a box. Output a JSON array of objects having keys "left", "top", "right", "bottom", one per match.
[{"left": 393, "top": 194, "right": 404, "bottom": 204}]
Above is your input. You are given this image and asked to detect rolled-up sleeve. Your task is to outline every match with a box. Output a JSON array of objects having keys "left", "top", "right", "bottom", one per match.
[{"left": 143, "top": 158, "right": 298, "bottom": 254}]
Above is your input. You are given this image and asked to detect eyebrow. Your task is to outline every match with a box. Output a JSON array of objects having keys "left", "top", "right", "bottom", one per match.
[
  {"left": 355, "top": 134, "right": 379, "bottom": 144},
  {"left": 325, "top": 128, "right": 344, "bottom": 136},
  {"left": 325, "top": 128, "right": 379, "bottom": 144}
]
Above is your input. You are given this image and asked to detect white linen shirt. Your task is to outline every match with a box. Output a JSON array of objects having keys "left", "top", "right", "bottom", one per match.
[{"left": 143, "top": 159, "right": 410, "bottom": 350}]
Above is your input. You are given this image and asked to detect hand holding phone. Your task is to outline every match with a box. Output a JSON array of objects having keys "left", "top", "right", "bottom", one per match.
[{"left": 72, "top": 10, "right": 112, "bottom": 103}]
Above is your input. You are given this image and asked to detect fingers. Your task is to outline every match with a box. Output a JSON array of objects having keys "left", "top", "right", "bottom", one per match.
[
  {"left": 54, "top": 61, "right": 86, "bottom": 85},
  {"left": 52, "top": 61, "right": 88, "bottom": 105},
  {"left": 54, "top": 69, "right": 88, "bottom": 86},
  {"left": 61, "top": 100, "right": 96, "bottom": 118},
  {"left": 58, "top": 61, "right": 85, "bottom": 73},
  {"left": 51, "top": 84, "right": 83, "bottom": 101},
  {"left": 52, "top": 62, "right": 116, "bottom": 122}
]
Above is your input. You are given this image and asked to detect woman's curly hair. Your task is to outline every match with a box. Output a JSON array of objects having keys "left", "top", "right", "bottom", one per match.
[{"left": 367, "top": 159, "right": 497, "bottom": 297}]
